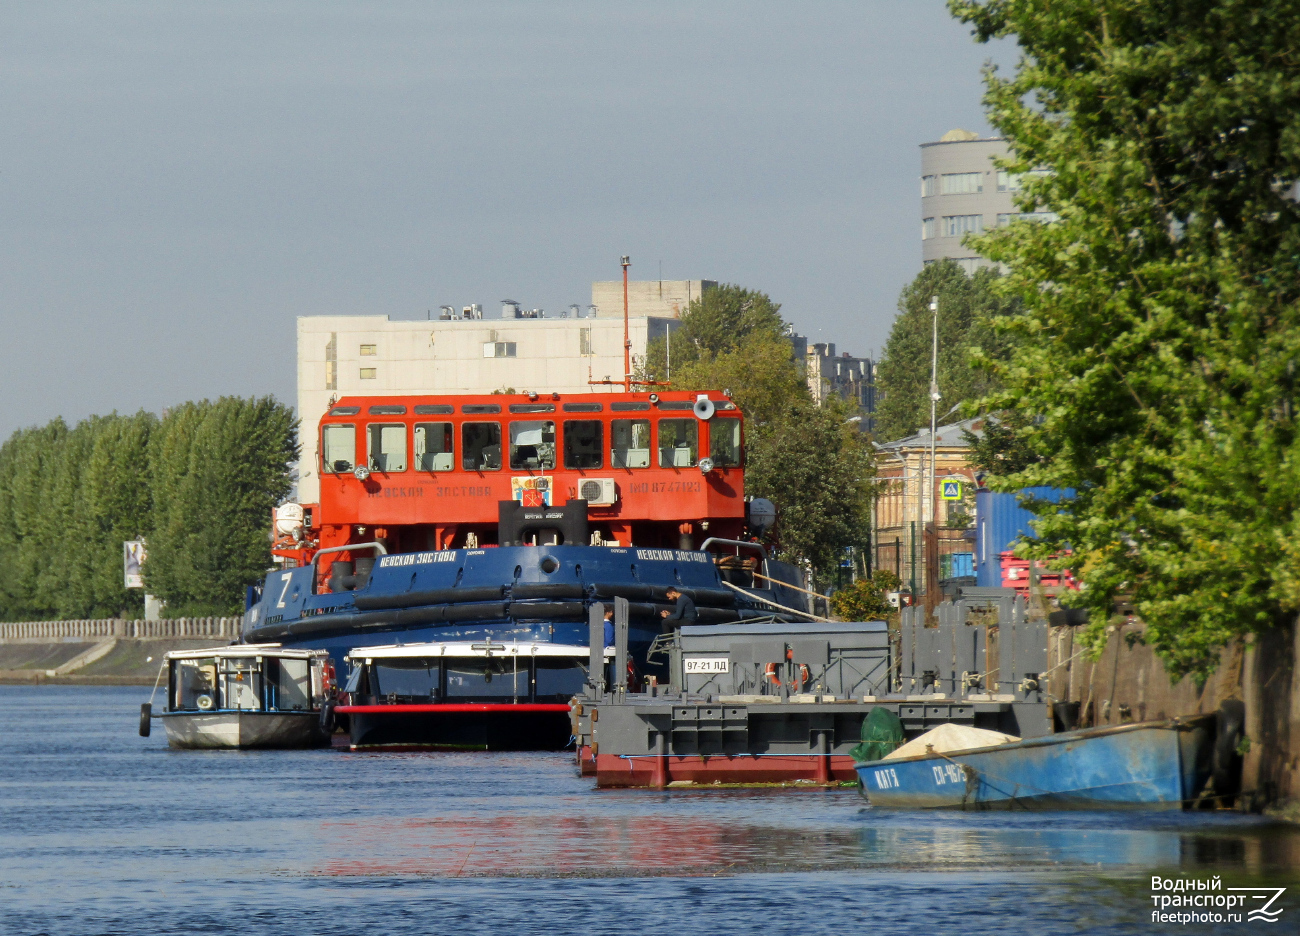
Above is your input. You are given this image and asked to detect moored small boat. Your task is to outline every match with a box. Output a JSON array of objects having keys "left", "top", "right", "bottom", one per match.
[
  {"left": 855, "top": 716, "right": 1213, "bottom": 810},
  {"left": 337, "top": 640, "right": 610, "bottom": 751},
  {"left": 139, "top": 645, "right": 334, "bottom": 749}
]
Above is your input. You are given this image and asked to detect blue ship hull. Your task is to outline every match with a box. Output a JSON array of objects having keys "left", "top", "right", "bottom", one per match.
[
  {"left": 855, "top": 717, "right": 1213, "bottom": 810},
  {"left": 242, "top": 544, "right": 796, "bottom": 670}
]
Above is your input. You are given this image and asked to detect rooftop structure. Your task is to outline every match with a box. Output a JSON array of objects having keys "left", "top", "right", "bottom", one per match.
[
  {"left": 590, "top": 280, "right": 715, "bottom": 319},
  {"left": 790, "top": 336, "right": 876, "bottom": 422}
]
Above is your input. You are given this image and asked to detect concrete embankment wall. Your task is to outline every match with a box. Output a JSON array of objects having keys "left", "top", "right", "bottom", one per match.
[
  {"left": 0, "top": 617, "right": 241, "bottom": 685},
  {"left": 1046, "top": 620, "right": 1300, "bottom": 808},
  {"left": 1242, "top": 623, "right": 1300, "bottom": 807},
  {"left": 1046, "top": 622, "right": 1244, "bottom": 727}
]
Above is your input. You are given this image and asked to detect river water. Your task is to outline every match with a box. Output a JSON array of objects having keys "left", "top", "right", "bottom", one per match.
[{"left": 3, "top": 685, "right": 1297, "bottom": 935}]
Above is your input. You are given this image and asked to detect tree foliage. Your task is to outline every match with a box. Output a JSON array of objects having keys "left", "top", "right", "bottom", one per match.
[
  {"left": 963, "top": 413, "right": 1041, "bottom": 478},
  {"left": 745, "top": 395, "right": 876, "bottom": 576},
  {"left": 873, "top": 260, "right": 1015, "bottom": 443},
  {"left": 830, "top": 570, "right": 900, "bottom": 622},
  {"left": 949, "top": 0, "right": 1300, "bottom": 677},
  {"left": 0, "top": 397, "right": 296, "bottom": 620},
  {"left": 641, "top": 285, "right": 875, "bottom": 576},
  {"left": 147, "top": 397, "right": 298, "bottom": 616},
  {"left": 647, "top": 284, "right": 786, "bottom": 367}
]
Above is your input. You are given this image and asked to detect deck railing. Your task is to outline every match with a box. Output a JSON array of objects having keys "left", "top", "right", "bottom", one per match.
[{"left": 0, "top": 617, "right": 242, "bottom": 642}]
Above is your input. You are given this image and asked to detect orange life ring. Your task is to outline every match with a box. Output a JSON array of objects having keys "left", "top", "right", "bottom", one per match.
[{"left": 764, "top": 662, "right": 782, "bottom": 685}]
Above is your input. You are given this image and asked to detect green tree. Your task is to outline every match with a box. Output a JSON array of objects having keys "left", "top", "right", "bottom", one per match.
[
  {"left": 0, "top": 412, "right": 156, "bottom": 619},
  {"left": 873, "top": 260, "right": 1014, "bottom": 442},
  {"left": 963, "top": 412, "right": 1040, "bottom": 478},
  {"left": 0, "top": 400, "right": 293, "bottom": 620},
  {"left": 641, "top": 284, "right": 802, "bottom": 425},
  {"left": 745, "top": 395, "right": 876, "bottom": 576},
  {"left": 642, "top": 285, "right": 876, "bottom": 577},
  {"left": 645, "top": 284, "right": 787, "bottom": 370},
  {"left": 146, "top": 397, "right": 298, "bottom": 616},
  {"left": 0, "top": 420, "right": 68, "bottom": 619},
  {"left": 75, "top": 412, "right": 156, "bottom": 617},
  {"left": 830, "top": 570, "right": 900, "bottom": 622},
  {"left": 949, "top": 0, "right": 1300, "bottom": 678}
]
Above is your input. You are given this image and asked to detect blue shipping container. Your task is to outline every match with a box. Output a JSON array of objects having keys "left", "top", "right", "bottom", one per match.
[
  {"left": 974, "top": 487, "right": 1074, "bottom": 588},
  {"left": 939, "top": 552, "right": 975, "bottom": 580}
]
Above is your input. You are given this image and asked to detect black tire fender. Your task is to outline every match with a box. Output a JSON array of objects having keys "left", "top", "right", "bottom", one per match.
[
  {"left": 139, "top": 703, "right": 152, "bottom": 738},
  {"left": 319, "top": 701, "right": 336, "bottom": 735}
]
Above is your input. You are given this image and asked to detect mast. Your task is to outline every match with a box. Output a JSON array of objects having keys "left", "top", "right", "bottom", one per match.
[{"left": 622, "top": 256, "right": 631, "bottom": 391}]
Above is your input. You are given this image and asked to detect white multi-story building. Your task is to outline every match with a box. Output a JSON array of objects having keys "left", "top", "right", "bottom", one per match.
[
  {"left": 921, "top": 129, "right": 1057, "bottom": 274},
  {"left": 295, "top": 282, "right": 713, "bottom": 503},
  {"left": 920, "top": 130, "right": 1014, "bottom": 274}
]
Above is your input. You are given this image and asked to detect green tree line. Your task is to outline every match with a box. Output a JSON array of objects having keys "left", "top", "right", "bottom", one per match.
[
  {"left": 640, "top": 284, "right": 875, "bottom": 579},
  {"left": 0, "top": 397, "right": 297, "bottom": 620},
  {"left": 873, "top": 260, "right": 1016, "bottom": 444},
  {"left": 948, "top": 0, "right": 1300, "bottom": 678}
]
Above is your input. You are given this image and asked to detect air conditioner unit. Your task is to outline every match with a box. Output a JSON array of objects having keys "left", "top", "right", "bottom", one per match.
[{"left": 578, "top": 478, "right": 618, "bottom": 506}]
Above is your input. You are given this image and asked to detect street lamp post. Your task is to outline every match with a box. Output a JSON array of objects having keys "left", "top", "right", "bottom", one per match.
[
  {"left": 929, "top": 295, "right": 940, "bottom": 526},
  {"left": 926, "top": 296, "right": 941, "bottom": 605}
]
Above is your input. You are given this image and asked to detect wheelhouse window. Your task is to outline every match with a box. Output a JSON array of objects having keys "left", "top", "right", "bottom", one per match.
[
  {"left": 709, "top": 417, "right": 742, "bottom": 467},
  {"left": 563, "top": 420, "right": 603, "bottom": 469},
  {"left": 462, "top": 422, "right": 502, "bottom": 471},
  {"left": 222, "top": 659, "right": 261, "bottom": 711},
  {"left": 611, "top": 419, "right": 651, "bottom": 468},
  {"left": 322, "top": 424, "right": 356, "bottom": 473},
  {"left": 509, "top": 420, "right": 556, "bottom": 470},
  {"left": 445, "top": 657, "right": 526, "bottom": 699},
  {"left": 271, "top": 657, "right": 311, "bottom": 711},
  {"left": 414, "top": 422, "right": 454, "bottom": 472},
  {"left": 372, "top": 660, "right": 440, "bottom": 701},
  {"left": 658, "top": 418, "right": 698, "bottom": 468},
  {"left": 534, "top": 658, "right": 587, "bottom": 701},
  {"left": 174, "top": 658, "right": 218, "bottom": 711},
  {"left": 367, "top": 423, "right": 407, "bottom": 473}
]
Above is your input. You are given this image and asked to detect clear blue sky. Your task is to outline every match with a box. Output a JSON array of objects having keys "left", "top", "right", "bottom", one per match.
[{"left": 0, "top": 1, "right": 1011, "bottom": 438}]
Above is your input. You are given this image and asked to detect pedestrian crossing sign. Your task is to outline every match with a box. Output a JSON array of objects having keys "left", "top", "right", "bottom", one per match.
[{"left": 941, "top": 480, "right": 963, "bottom": 500}]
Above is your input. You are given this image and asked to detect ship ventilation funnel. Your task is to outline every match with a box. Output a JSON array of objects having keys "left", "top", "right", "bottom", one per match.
[{"left": 329, "top": 561, "right": 355, "bottom": 592}]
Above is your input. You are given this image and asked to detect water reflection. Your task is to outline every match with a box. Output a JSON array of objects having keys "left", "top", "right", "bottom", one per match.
[
  {"left": 316, "top": 808, "right": 1300, "bottom": 878},
  {"left": 4, "top": 686, "right": 1299, "bottom": 936}
]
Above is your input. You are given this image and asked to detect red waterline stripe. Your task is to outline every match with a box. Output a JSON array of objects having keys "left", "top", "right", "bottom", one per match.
[{"left": 336, "top": 703, "right": 571, "bottom": 714}]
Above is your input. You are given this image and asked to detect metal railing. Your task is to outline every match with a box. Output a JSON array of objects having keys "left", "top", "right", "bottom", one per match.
[{"left": 0, "top": 617, "right": 242, "bottom": 642}]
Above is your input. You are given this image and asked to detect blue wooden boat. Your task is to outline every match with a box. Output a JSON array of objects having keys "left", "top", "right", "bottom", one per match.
[{"left": 855, "top": 716, "right": 1213, "bottom": 810}]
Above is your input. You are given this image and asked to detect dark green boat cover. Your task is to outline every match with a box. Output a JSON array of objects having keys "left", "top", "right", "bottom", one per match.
[{"left": 851, "top": 706, "right": 904, "bottom": 762}]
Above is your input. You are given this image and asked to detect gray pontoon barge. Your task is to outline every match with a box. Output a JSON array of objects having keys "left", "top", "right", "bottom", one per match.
[{"left": 573, "top": 594, "right": 1052, "bottom": 787}]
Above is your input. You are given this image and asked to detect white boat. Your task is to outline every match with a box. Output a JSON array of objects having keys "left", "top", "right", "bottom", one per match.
[{"left": 139, "top": 645, "right": 335, "bottom": 749}]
